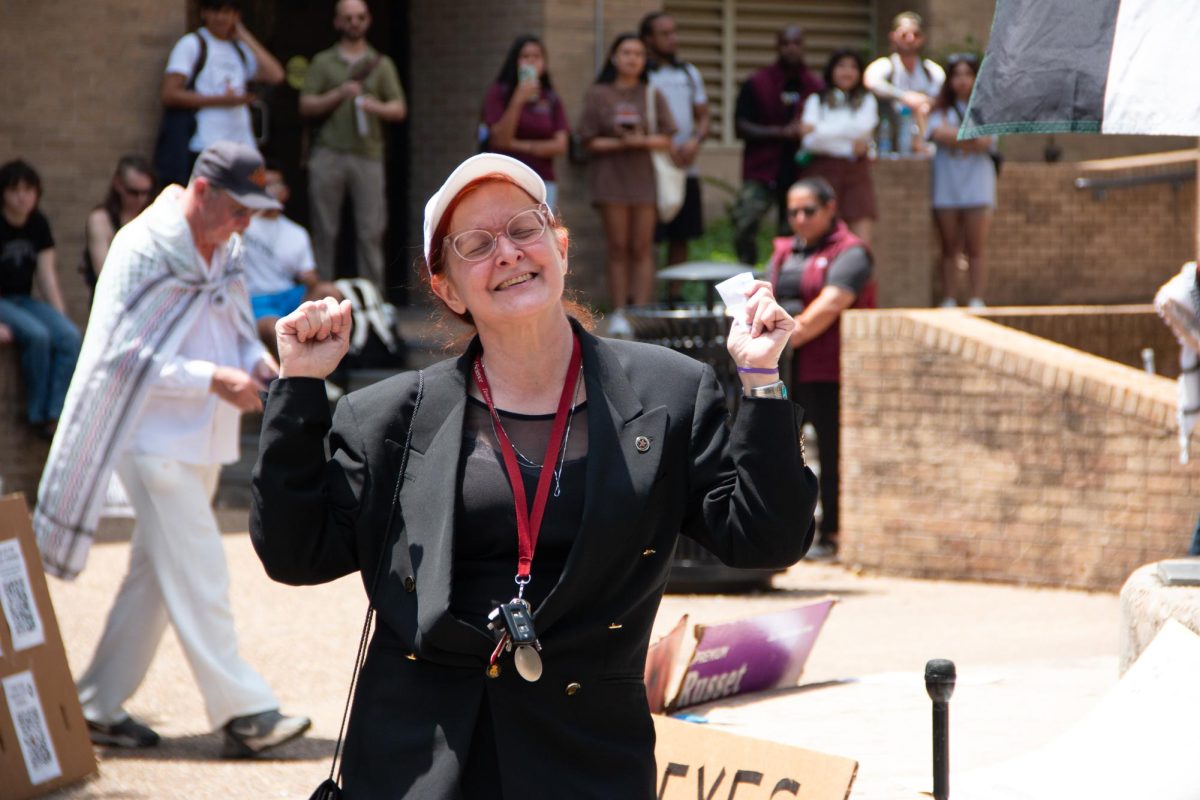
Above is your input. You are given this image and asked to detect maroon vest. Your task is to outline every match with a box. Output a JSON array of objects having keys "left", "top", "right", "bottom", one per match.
[
  {"left": 769, "top": 220, "right": 876, "bottom": 383},
  {"left": 741, "top": 62, "right": 823, "bottom": 185}
]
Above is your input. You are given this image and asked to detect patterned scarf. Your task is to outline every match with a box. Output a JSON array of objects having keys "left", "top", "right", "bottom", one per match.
[{"left": 35, "top": 186, "right": 256, "bottom": 579}]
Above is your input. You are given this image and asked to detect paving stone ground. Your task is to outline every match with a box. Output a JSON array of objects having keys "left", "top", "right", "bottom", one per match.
[{"left": 41, "top": 521, "right": 1120, "bottom": 799}]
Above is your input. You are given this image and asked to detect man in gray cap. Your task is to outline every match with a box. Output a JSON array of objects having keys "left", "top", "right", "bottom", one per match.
[{"left": 35, "top": 141, "right": 310, "bottom": 756}]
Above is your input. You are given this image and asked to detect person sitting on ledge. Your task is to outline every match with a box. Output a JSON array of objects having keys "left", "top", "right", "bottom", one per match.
[{"left": 0, "top": 159, "right": 82, "bottom": 440}]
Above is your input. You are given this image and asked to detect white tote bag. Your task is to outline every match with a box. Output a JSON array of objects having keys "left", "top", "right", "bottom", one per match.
[{"left": 646, "top": 86, "right": 687, "bottom": 223}]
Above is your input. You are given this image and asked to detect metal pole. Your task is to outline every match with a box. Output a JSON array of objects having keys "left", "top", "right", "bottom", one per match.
[{"left": 925, "top": 659, "right": 956, "bottom": 800}]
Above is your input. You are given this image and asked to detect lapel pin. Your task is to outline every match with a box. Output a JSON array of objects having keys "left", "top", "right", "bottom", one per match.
[{"left": 634, "top": 435, "right": 651, "bottom": 453}]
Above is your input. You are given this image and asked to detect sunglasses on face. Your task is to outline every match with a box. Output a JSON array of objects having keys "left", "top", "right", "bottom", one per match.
[
  {"left": 788, "top": 204, "right": 822, "bottom": 218},
  {"left": 120, "top": 183, "right": 152, "bottom": 198}
]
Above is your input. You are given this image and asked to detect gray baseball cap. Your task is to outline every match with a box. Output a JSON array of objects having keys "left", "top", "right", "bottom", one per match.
[{"left": 190, "top": 141, "right": 282, "bottom": 211}]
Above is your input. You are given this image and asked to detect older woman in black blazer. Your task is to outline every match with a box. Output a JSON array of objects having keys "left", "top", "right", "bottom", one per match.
[{"left": 251, "top": 153, "right": 817, "bottom": 798}]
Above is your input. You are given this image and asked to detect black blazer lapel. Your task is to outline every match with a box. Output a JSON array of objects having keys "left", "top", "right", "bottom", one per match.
[
  {"left": 535, "top": 327, "right": 667, "bottom": 633},
  {"left": 388, "top": 350, "right": 492, "bottom": 652}
]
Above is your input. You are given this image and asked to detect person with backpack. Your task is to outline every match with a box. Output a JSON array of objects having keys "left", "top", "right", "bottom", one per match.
[
  {"left": 863, "top": 12, "right": 944, "bottom": 156},
  {"left": 300, "top": 0, "right": 407, "bottom": 290},
  {"left": 156, "top": 0, "right": 284, "bottom": 187},
  {"left": 641, "top": 11, "right": 711, "bottom": 266}
]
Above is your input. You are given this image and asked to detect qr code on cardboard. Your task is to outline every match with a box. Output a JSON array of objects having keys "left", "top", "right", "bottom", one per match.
[
  {"left": 15, "top": 707, "right": 56, "bottom": 772},
  {"left": 3, "top": 577, "right": 37, "bottom": 637}
]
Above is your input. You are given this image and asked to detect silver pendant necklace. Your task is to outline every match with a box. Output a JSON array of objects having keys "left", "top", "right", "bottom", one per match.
[{"left": 488, "top": 370, "right": 582, "bottom": 498}]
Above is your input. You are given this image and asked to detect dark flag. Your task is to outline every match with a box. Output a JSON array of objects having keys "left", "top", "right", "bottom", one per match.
[{"left": 961, "top": 0, "right": 1200, "bottom": 138}]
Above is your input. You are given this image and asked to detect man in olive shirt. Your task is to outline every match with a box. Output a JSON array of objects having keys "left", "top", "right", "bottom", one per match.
[{"left": 300, "top": 0, "right": 406, "bottom": 288}]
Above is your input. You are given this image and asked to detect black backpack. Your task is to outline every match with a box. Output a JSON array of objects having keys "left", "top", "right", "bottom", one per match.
[{"left": 152, "top": 32, "right": 247, "bottom": 187}]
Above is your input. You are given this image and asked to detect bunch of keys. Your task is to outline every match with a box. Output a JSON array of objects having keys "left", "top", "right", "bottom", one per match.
[{"left": 487, "top": 597, "right": 543, "bottom": 682}]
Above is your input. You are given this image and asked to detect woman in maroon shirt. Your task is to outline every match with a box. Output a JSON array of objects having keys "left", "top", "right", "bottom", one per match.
[{"left": 482, "top": 35, "right": 570, "bottom": 211}]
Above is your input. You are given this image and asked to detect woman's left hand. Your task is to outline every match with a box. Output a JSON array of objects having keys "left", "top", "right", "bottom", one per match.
[{"left": 726, "top": 280, "right": 795, "bottom": 370}]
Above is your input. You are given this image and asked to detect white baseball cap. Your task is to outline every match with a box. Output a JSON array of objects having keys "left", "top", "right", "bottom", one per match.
[{"left": 422, "top": 153, "right": 548, "bottom": 270}]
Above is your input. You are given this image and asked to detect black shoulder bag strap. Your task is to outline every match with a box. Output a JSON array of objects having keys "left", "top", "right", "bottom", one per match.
[
  {"left": 188, "top": 31, "right": 208, "bottom": 90},
  {"left": 309, "top": 370, "right": 424, "bottom": 800}
]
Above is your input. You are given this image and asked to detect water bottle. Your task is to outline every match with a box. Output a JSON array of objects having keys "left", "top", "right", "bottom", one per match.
[
  {"left": 897, "top": 106, "right": 914, "bottom": 156},
  {"left": 877, "top": 116, "right": 893, "bottom": 157}
]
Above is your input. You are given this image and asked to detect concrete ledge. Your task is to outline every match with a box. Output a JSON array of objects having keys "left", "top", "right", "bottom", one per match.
[
  {"left": 1118, "top": 562, "right": 1200, "bottom": 673},
  {"left": 840, "top": 309, "right": 1196, "bottom": 591}
]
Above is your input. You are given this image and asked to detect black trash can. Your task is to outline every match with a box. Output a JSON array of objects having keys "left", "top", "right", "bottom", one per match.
[{"left": 612, "top": 262, "right": 789, "bottom": 593}]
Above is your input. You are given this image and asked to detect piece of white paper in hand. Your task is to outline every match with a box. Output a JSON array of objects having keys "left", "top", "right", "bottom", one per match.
[{"left": 715, "top": 272, "right": 756, "bottom": 330}]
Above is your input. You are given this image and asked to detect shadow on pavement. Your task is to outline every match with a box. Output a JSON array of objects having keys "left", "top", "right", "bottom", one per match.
[{"left": 92, "top": 733, "right": 335, "bottom": 762}]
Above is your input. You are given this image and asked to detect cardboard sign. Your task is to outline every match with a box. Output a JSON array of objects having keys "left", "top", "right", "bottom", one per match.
[
  {"left": 645, "top": 614, "right": 689, "bottom": 713},
  {"left": 671, "top": 599, "right": 836, "bottom": 710},
  {"left": 654, "top": 715, "right": 857, "bottom": 800},
  {"left": 0, "top": 494, "right": 96, "bottom": 799}
]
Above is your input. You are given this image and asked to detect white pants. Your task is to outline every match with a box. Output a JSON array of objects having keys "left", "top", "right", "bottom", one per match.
[{"left": 77, "top": 454, "right": 277, "bottom": 730}]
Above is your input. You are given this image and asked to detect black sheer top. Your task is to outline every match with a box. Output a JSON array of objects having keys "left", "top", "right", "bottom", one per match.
[{"left": 450, "top": 396, "right": 590, "bottom": 630}]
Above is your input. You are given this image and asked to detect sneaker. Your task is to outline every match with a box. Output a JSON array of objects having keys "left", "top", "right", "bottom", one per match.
[
  {"left": 967, "top": 297, "right": 987, "bottom": 309},
  {"left": 938, "top": 297, "right": 958, "bottom": 309},
  {"left": 222, "top": 709, "right": 311, "bottom": 758},
  {"left": 806, "top": 541, "right": 839, "bottom": 562},
  {"left": 606, "top": 308, "right": 634, "bottom": 339},
  {"left": 87, "top": 716, "right": 161, "bottom": 748}
]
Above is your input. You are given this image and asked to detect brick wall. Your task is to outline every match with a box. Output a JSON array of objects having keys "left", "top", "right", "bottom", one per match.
[
  {"left": 987, "top": 162, "right": 1194, "bottom": 306},
  {"left": 979, "top": 306, "right": 1182, "bottom": 379},
  {"left": 0, "top": 1, "right": 186, "bottom": 329},
  {"left": 874, "top": 159, "right": 1195, "bottom": 309},
  {"left": 872, "top": 159, "right": 935, "bottom": 307},
  {"left": 0, "top": 347, "right": 51, "bottom": 499},
  {"left": 840, "top": 309, "right": 1197, "bottom": 591}
]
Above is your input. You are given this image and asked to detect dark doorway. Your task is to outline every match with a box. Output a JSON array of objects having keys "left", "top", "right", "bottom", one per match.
[{"left": 195, "top": 0, "right": 412, "bottom": 305}]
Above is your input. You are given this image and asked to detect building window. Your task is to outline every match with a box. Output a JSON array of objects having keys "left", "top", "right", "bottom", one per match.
[{"left": 665, "top": 0, "right": 874, "bottom": 144}]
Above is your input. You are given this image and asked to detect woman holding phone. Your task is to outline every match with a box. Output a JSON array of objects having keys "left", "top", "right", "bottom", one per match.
[
  {"left": 482, "top": 35, "right": 570, "bottom": 211},
  {"left": 578, "top": 33, "right": 676, "bottom": 310}
]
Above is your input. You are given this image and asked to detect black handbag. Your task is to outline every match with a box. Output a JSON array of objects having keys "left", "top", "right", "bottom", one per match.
[{"left": 307, "top": 371, "right": 423, "bottom": 800}]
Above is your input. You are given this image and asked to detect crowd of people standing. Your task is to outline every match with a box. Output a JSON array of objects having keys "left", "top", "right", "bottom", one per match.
[{"left": 0, "top": 1, "right": 1004, "bottom": 766}]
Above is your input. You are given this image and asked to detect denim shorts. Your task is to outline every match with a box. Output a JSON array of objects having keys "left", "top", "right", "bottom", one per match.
[{"left": 250, "top": 285, "right": 306, "bottom": 320}]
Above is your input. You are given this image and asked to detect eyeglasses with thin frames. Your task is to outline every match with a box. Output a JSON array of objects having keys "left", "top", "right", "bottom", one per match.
[{"left": 444, "top": 204, "right": 551, "bottom": 263}]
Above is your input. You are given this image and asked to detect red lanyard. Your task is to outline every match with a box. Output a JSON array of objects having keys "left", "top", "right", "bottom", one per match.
[{"left": 472, "top": 335, "right": 582, "bottom": 587}]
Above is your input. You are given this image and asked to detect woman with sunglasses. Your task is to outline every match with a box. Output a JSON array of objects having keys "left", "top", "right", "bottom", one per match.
[
  {"left": 797, "top": 48, "right": 879, "bottom": 244},
  {"left": 578, "top": 32, "right": 676, "bottom": 310},
  {"left": 251, "top": 153, "right": 817, "bottom": 797},
  {"left": 928, "top": 53, "right": 996, "bottom": 308},
  {"left": 768, "top": 176, "right": 876, "bottom": 561},
  {"left": 82, "top": 155, "right": 156, "bottom": 297}
]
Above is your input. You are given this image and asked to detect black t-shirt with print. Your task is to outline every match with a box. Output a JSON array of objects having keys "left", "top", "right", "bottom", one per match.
[{"left": 0, "top": 210, "right": 54, "bottom": 296}]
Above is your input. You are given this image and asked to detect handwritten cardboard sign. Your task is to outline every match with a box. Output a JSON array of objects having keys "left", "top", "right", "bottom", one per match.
[{"left": 654, "top": 715, "right": 857, "bottom": 800}]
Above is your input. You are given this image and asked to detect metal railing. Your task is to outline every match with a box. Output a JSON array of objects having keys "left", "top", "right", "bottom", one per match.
[{"left": 1074, "top": 168, "right": 1194, "bottom": 200}]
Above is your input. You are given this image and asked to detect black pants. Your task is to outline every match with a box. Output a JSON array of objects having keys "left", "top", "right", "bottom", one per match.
[{"left": 795, "top": 381, "right": 840, "bottom": 543}]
